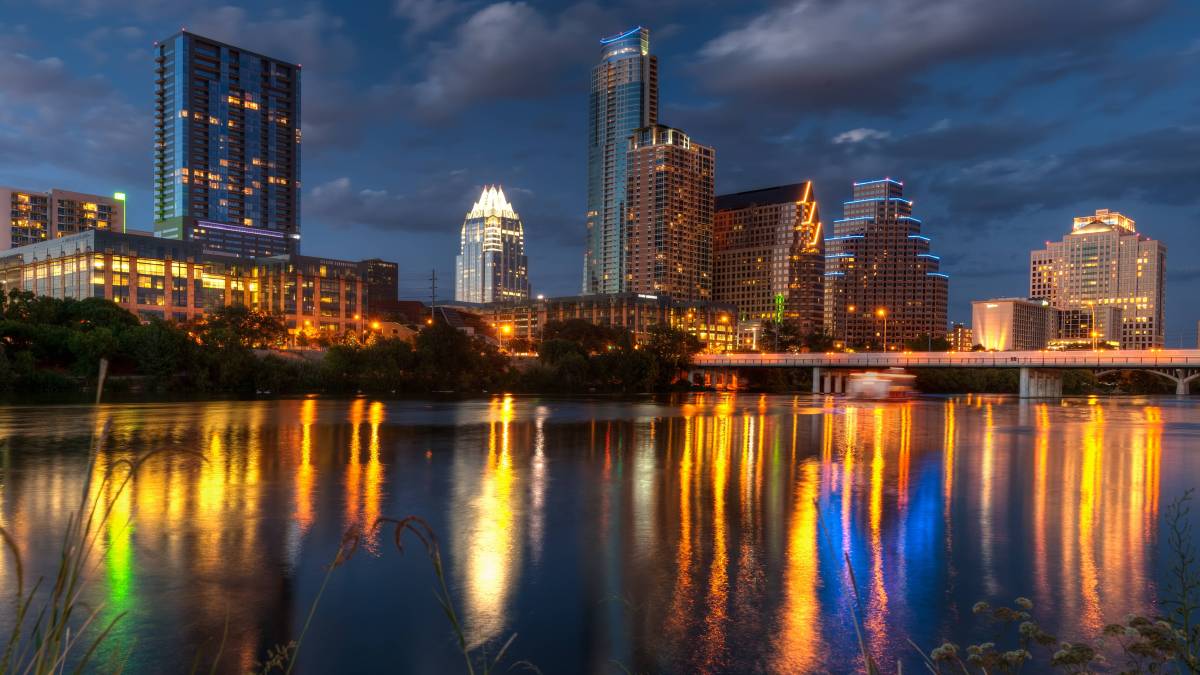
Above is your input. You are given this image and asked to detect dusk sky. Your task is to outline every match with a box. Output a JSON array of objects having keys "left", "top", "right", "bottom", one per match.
[{"left": 2, "top": 0, "right": 1197, "bottom": 337}]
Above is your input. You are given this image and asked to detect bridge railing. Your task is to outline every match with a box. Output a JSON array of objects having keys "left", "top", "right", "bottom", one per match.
[{"left": 693, "top": 349, "right": 1200, "bottom": 369}]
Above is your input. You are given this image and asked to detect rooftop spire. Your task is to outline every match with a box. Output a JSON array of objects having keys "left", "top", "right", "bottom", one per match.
[{"left": 467, "top": 185, "right": 518, "bottom": 220}]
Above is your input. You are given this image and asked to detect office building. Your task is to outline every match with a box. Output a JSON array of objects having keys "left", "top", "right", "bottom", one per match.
[
  {"left": 971, "top": 298, "right": 1057, "bottom": 351},
  {"left": 364, "top": 259, "right": 399, "bottom": 314},
  {"left": 713, "top": 182, "right": 823, "bottom": 334},
  {"left": 624, "top": 125, "right": 714, "bottom": 302},
  {"left": 153, "top": 31, "right": 300, "bottom": 257},
  {"left": 1052, "top": 305, "right": 1123, "bottom": 350},
  {"left": 0, "top": 230, "right": 368, "bottom": 338},
  {"left": 583, "top": 26, "right": 658, "bottom": 295},
  {"left": 947, "top": 323, "right": 973, "bottom": 351},
  {"left": 468, "top": 293, "right": 737, "bottom": 353},
  {"left": 823, "top": 179, "right": 948, "bottom": 349},
  {"left": 0, "top": 187, "right": 125, "bottom": 250},
  {"left": 1030, "top": 208, "right": 1165, "bottom": 349},
  {"left": 455, "top": 186, "right": 530, "bottom": 304}
]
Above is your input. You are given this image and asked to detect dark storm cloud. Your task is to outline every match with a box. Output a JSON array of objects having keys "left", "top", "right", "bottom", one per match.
[
  {"left": 937, "top": 126, "right": 1200, "bottom": 225},
  {"left": 697, "top": 0, "right": 1170, "bottom": 111}
]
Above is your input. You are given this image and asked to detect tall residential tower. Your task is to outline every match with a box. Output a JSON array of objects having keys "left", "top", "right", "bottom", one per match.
[
  {"left": 823, "top": 179, "right": 948, "bottom": 349},
  {"left": 624, "top": 125, "right": 714, "bottom": 301},
  {"left": 1030, "top": 208, "right": 1165, "bottom": 348},
  {"left": 583, "top": 27, "right": 658, "bottom": 295},
  {"left": 455, "top": 186, "right": 530, "bottom": 304},
  {"left": 153, "top": 31, "right": 301, "bottom": 257}
]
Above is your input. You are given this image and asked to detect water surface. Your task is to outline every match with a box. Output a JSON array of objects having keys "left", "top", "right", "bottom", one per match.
[{"left": 0, "top": 394, "right": 1196, "bottom": 672}]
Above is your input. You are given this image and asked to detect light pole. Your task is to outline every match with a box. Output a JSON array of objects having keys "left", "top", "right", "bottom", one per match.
[
  {"left": 1085, "top": 300, "right": 1098, "bottom": 350},
  {"left": 501, "top": 323, "right": 512, "bottom": 352},
  {"left": 876, "top": 307, "right": 888, "bottom": 351}
]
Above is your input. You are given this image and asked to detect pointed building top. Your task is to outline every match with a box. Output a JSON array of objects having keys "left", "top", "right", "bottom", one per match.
[{"left": 467, "top": 185, "right": 518, "bottom": 220}]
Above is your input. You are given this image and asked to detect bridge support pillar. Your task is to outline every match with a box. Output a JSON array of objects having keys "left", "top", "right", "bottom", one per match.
[
  {"left": 812, "top": 367, "right": 822, "bottom": 394},
  {"left": 1019, "top": 368, "right": 1062, "bottom": 399},
  {"left": 1178, "top": 374, "right": 1190, "bottom": 397}
]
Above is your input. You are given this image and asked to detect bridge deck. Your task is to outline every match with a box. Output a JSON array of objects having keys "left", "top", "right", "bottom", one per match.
[{"left": 693, "top": 349, "right": 1200, "bottom": 369}]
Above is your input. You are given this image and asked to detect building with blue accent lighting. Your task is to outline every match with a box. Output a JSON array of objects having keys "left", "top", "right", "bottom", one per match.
[
  {"left": 823, "top": 179, "right": 948, "bottom": 349},
  {"left": 583, "top": 26, "right": 658, "bottom": 295},
  {"left": 152, "top": 31, "right": 301, "bottom": 258}
]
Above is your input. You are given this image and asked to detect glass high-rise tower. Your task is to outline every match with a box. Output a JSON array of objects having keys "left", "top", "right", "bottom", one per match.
[
  {"left": 455, "top": 186, "right": 530, "bottom": 304},
  {"left": 583, "top": 26, "right": 658, "bottom": 295},
  {"left": 153, "top": 31, "right": 300, "bottom": 257}
]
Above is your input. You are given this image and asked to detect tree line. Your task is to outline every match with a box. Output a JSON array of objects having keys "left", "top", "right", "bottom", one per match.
[{"left": 0, "top": 293, "right": 703, "bottom": 397}]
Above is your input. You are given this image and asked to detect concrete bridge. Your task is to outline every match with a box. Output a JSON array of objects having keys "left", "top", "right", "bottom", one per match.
[{"left": 690, "top": 350, "right": 1200, "bottom": 397}]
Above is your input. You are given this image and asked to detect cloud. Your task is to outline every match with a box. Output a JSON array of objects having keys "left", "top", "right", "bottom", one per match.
[
  {"left": 408, "top": 1, "right": 604, "bottom": 120},
  {"left": 833, "top": 128, "right": 890, "bottom": 144},
  {"left": 698, "top": 0, "right": 1169, "bottom": 111},
  {"left": 394, "top": 0, "right": 467, "bottom": 36},
  {"left": 30, "top": 0, "right": 188, "bottom": 18},
  {"left": 185, "top": 4, "right": 355, "bottom": 70},
  {"left": 306, "top": 173, "right": 478, "bottom": 233},
  {"left": 0, "top": 49, "right": 147, "bottom": 186},
  {"left": 81, "top": 25, "right": 146, "bottom": 62}
]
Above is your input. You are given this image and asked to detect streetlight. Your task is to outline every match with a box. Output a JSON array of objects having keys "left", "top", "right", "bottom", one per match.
[
  {"left": 1084, "top": 300, "right": 1098, "bottom": 350},
  {"left": 876, "top": 307, "right": 888, "bottom": 351},
  {"left": 501, "top": 323, "right": 512, "bottom": 352}
]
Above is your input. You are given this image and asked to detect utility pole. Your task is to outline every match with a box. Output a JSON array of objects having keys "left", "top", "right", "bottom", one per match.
[{"left": 429, "top": 269, "right": 437, "bottom": 325}]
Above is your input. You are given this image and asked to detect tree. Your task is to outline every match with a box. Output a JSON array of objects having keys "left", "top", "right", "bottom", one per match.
[
  {"left": 803, "top": 330, "right": 837, "bottom": 353},
  {"left": 759, "top": 321, "right": 804, "bottom": 352},
  {"left": 905, "top": 334, "right": 952, "bottom": 352},
  {"left": 193, "top": 305, "right": 287, "bottom": 350},
  {"left": 541, "top": 319, "right": 629, "bottom": 354},
  {"left": 644, "top": 324, "right": 702, "bottom": 387}
]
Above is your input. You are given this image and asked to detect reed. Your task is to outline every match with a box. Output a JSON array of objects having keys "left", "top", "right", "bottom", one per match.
[
  {"left": 251, "top": 515, "right": 523, "bottom": 675},
  {"left": 0, "top": 421, "right": 197, "bottom": 675}
]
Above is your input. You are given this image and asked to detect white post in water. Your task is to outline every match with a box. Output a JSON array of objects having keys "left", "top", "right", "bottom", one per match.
[{"left": 96, "top": 357, "right": 109, "bottom": 404}]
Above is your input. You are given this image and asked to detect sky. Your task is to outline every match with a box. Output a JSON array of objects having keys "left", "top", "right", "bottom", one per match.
[{"left": 1, "top": 0, "right": 1197, "bottom": 341}]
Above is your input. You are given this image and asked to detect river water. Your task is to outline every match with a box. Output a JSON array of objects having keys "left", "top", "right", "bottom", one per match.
[{"left": 0, "top": 395, "right": 1197, "bottom": 673}]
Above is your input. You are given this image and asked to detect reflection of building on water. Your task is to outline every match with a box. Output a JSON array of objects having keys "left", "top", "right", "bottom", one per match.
[
  {"left": 0, "top": 396, "right": 1175, "bottom": 672},
  {"left": 450, "top": 395, "right": 525, "bottom": 648}
]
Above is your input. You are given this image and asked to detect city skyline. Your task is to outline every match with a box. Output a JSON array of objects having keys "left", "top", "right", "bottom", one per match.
[{"left": 2, "top": 1, "right": 1198, "bottom": 340}]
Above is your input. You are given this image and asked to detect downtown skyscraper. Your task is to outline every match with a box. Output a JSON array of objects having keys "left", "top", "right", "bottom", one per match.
[
  {"left": 583, "top": 27, "right": 658, "bottom": 295},
  {"left": 713, "top": 182, "right": 823, "bottom": 334},
  {"left": 625, "top": 125, "right": 714, "bottom": 301},
  {"left": 153, "top": 31, "right": 300, "bottom": 257},
  {"left": 1030, "top": 208, "right": 1166, "bottom": 349},
  {"left": 455, "top": 186, "right": 530, "bottom": 304},
  {"left": 823, "top": 179, "right": 948, "bottom": 349}
]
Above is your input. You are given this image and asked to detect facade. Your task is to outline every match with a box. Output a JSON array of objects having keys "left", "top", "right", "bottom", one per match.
[
  {"left": 971, "top": 298, "right": 1057, "bottom": 351},
  {"left": 947, "top": 323, "right": 973, "bottom": 351},
  {"left": 583, "top": 27, "right": 658, "bottom": 295},
  {"left": 713, "top": 182, "right": 823, "bottom": 334},
  {"left": 468, "top": 293, "right": 736, "bottom": 353},
  {"left": 1053, "top": 305, "right": 1123, "bottom": 349},
  {"left": 0, "top": 230, "right": 367, "bottom": 337},
  {"left": 1030, "top": 209, "right": 1165, "bottom": 349},
  {"left": 624, "top": 125, "right": 714, "bottom": 302},
  {"left": 0, "top": 187, "right": 124, "bottom": 250},
  {"left": 364, "top": 259, "right": 399, "bottom": 314},
  {"left": 153, "top": 31, "right": 301, "bottom": 257},
  {"left": 823, "top": 179, "right": 948, "bottom": 349},
  {"left": 455, "top": 186, "right": 530, "bottom": 304}
]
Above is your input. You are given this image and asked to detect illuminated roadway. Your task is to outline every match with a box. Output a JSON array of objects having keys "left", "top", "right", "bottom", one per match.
[{"left": 691, "top": 349, "right": 1200, "bottom": 396}]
